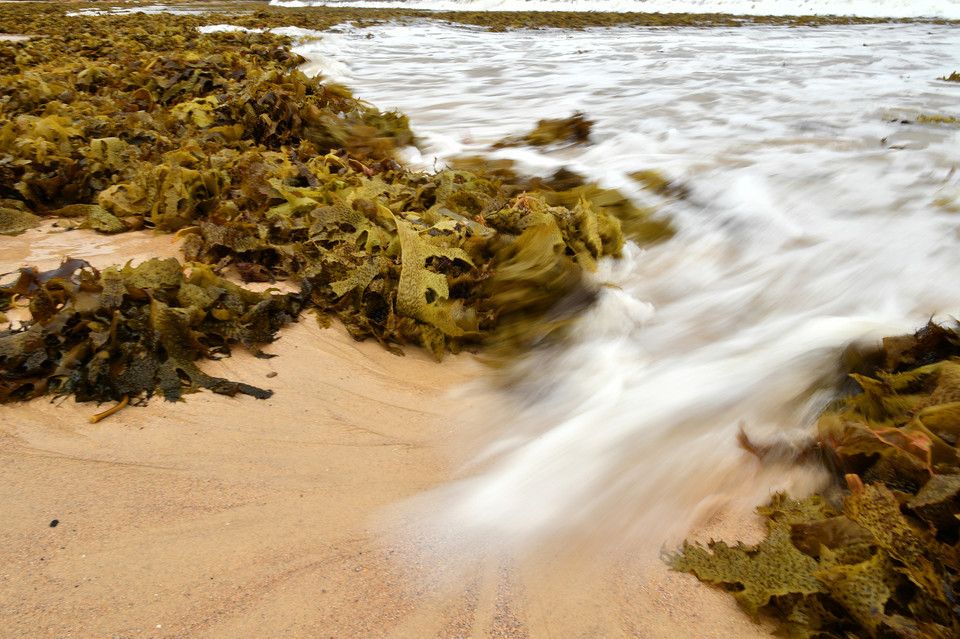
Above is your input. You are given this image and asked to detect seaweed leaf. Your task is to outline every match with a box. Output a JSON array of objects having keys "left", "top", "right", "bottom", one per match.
[
  {"left": 391, "top": 206, "right": 474, "bottom": 341},
  {"left": 666, "top": 494, "right": 830, "bottom": 617}
]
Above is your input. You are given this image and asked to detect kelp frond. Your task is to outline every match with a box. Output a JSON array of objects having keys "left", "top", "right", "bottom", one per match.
[{"left": 668, "top": 321, "right": 960, "bottom": 638}]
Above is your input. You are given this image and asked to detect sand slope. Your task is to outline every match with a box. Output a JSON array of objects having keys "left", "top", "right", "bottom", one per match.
[{"left": 1, "top": 225, "right": 772, "bottom": 638}]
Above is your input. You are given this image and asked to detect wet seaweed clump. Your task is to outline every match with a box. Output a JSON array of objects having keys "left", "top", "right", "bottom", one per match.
[
  {"left": 0, "top": 199, "right": 41, "bottom": 236},
  {"left": 917, "top": 114, "right": 960, "bottom": 126},
  {"left": 939, "top": 72, "right": 960, "bottom": 82},
  {"left": 667, "top": 321, "right": 960, "bottom": 638},
  {"left": 0, "top": 7, "right": 672, "bottom": 415},
  {"left": 0, "top": 257, "right": 301, "bottom": 405},
  {"left": 493, "top": 112, "right": 594, "bottom": 148},
  {"left": 175, "top": 153, "right": 633, "bottom": 359}
]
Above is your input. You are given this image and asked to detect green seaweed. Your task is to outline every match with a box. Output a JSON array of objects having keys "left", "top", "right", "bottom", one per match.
[
  {"left": 917, "top": 114, "right": 960, "bottom": 126},
  {"left": 666, "top": 494, "right": 831, "bottom": 618},
  {"left": 0, "top": 3, "right": 656, "bottom": 409}
]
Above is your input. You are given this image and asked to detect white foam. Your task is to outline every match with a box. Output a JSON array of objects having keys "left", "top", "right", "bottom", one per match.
[{"left": 311, "top": 20, "right": 960, "bottom": 543}]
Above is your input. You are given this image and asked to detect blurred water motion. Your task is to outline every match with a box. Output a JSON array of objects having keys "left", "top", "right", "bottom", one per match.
[{"left": 298, "top": 20, "right": 960, "bottom": 544}]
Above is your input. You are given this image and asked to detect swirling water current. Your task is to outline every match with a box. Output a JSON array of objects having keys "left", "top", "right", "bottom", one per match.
[
  {"left": 164, "top": 13, "right": 960, "bottom": 545},
  {"left": 287, "top": 19, "right": 960, "bottom": 544}
]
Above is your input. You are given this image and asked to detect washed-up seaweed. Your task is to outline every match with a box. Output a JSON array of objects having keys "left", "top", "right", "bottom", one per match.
[
  {"left": 0, "top": 5, "right": 667, "bottom": 413},
  {"left": 175, "top": 153, "right": 632, "bottom": 358},
  {"left": 939, "top": 72, "right": 960, "bottom": 82},
  {"left": 446, "top": 157, "right": 677, "bottom": 245},
  {"left": 667, "top": 321, "right": 960, "bottom": 638},
  {"left": 0, "top": 257, "right": 301, "bottom": 404},
  {"left": 493, "top": 112, "right": 593, "bottom": 148},
  {"left": 0, "top": 18, "right": 412, "bottom": 217},
  {"left": 0, "top": 199, "right": 41, "bottom": 235}
]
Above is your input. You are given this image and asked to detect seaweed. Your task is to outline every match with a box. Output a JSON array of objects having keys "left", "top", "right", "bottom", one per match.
[
  {"left": 917, "top": 114, "right": 960, "bottom": 126},
  {"left": 493, "top": 112, "right": 593, "bottom": 148},
  {"left": 446, "top": 158, "right": 676, "bottom": 245},
  {"left": 668, "top": 321, "right": 960, "bottom": 637},
  {"left": 0, "top": 199, "right": 40, "bottom": 235},
  {"left": 0, "top": 257, "right": 301, "bottom": 404},
  {"left": 0, "top": 3, "right": 665, "bottom": 418},
  {"left": 938, "top": 72, "right": 960, "bottom": 82},
  {"left": 0, "top": 17, "right": 414, "bottom": 215},
  {"left": 171, "top": 151, "right": 629, "bottom": 358}
]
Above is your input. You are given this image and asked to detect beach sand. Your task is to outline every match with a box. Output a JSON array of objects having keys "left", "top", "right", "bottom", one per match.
[{"left": 1, "top": 224, "right": 773, "bottom": 638}]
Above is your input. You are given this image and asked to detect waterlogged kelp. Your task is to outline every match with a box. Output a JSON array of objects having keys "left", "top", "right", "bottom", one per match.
[
  {"left": 0, "top": 3, "right": 652, "bottom": 404},
  {"left": 493, "top": 112, "right": 593, "bottom": 148},
  {"left": 668, "top": 321, "right": 960, "bottom": 638},
  {"left": 917, "top": 114, "right": 960, "bottom": 126},
  {"left": 446, "top": 157, "right": 677, "bottom": 245},
  {"left": 176, "top": 153, "right": 628, "bottom": 358},
  {"left": 0, "top": 199, "right": 41, "bottom": 235},
  {"left": 0, "top": 257, "right": 301, "bottom": 405}
]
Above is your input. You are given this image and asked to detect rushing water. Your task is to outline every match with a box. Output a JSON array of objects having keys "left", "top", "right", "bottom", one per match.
[
  {"left": 276, "top": 18, "right": 960, "bottom": 544},
  {"left": 206, "top": 6, "right": 960, "bottom": 545}
]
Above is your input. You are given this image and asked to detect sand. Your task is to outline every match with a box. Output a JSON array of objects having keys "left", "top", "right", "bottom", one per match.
[{"left": 1, "top": 223, "right": 774, "bottom": 638}]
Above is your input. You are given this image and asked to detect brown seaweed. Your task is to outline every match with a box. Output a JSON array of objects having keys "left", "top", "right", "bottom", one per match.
[
  {"left": 493, "top": 112, "right": 594, "bottom": 148},
  {"left": 0, "top": 257, "right": 301, "bottom": 404},
  {"left": 668, "top": 321, "right": 960, "bottom": 638},
  {"left": 0, "top": 3, "right": 660, "bottom": 419}
]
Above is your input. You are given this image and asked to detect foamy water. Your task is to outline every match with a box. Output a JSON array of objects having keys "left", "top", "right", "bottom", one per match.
[
  {"left": 201, "top": 11, "right": 960, "bottom": 543},
  {"left": 277, "top": 18, "right": 960, "bottom": 543}
]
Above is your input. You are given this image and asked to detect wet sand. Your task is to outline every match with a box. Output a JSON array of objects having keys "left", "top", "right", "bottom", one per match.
[{"left": 1, "top": 224, "right": 773, "bottom": 638}]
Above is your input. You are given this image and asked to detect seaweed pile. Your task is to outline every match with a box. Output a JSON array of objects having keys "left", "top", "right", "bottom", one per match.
[
  {"left": 668, "top": 322, "right": 960, "bottom": 638},
  {"left": 917, "top": 114, "right": 960, "bottom": 126},
  {"left": 0, "top": 257, "right": 301, "bottom": 404},
  {"left": 114, "top": 4, "right": 936, "bottom": 32},
  {"left": 0, "top": 5, "right": 672, "bottom": 407},
  {"left": 0, "top": 15, "right": 412, "bottom": 222}
]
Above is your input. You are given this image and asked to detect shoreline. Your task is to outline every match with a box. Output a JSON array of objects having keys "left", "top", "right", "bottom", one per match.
[
  {"left": 0, "top": 225, "right": 776, "bottom": 638},
  {"left": 0, "top": 7, "right": 820, "bottom": 637}
]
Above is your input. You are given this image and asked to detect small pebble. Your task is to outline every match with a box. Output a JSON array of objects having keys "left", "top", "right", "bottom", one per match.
[
  {"left": 49, "top": 519, "right": 59, "bottom": 528},
  {"left": 266, "top": 372, "right": 277, "bottom": 378}
]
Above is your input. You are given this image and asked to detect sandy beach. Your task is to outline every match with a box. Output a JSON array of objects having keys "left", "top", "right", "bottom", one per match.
[{"left": 0, "top": 223, "right": 774, "bottom": 638}]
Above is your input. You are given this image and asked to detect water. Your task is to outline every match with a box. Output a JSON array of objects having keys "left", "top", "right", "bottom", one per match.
[
  {"left": 207, "top": 3, "right": 960, "bottom": 545},
  {"left": 266, "top": 17, "right": 960, "bottom": 545}
]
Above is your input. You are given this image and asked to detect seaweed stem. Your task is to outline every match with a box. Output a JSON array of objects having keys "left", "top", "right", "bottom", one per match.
[{"left": 88, "top": 394, "right": 129, "bottom": 424}]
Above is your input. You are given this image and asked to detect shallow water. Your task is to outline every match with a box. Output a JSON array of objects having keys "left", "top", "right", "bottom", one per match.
[{"left": 283, "top": 19, "right": 960, "bottom": 544}]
